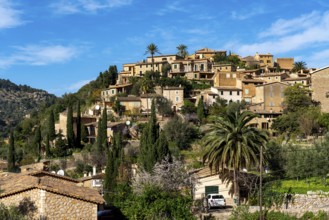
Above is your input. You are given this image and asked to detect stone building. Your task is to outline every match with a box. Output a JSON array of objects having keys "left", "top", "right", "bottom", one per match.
[
  {"left": 162, "top": 86, "right": 184, "bottom": 111},
  {"left": 311, "top": 66, "right": 329, "bottom": 112},
  {"left": 0, "top": 171, "right": 104, "bottom": 220}
]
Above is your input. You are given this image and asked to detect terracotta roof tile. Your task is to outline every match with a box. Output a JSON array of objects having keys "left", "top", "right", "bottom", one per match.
[{"left": 0, "top": 172, "right": 104, "bottom": 204}]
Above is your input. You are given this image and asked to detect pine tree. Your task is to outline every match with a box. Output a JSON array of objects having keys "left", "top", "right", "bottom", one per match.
[
  {"left": 66, "top": 104, "right": 75, "bottom": 148},
  {"left": 45, "top": 134, "right": 51, "bottom": 158},
  {"left": 156, "top": 132, "right": 170, "bottom": 162},
  {"left": 76, "top": 100, "right": 81, "bottom": 148},
  {"left": 48, "top": 110, "right": 56, "bottom": 141},
  {"left": 197, "top": 96, "right": 205, "bottom": 123},
  {"left": 7, "top": 130, "right": 15, "bottom": 172},
  {"left": 34, "top": 126, "right": 42, "bottom": 158}
]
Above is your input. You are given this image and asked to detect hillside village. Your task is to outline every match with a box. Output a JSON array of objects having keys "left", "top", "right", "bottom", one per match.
[
  {"left": 2, "top": 46, "right": 329, "bottom": 219},
  {"left": 56, "top": 48, "right": 320, "bottom": 138}
]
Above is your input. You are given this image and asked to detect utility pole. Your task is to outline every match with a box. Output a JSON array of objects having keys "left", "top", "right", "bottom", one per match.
[{"left": 259, "top": 144, "right": 263, "bottom": 220}]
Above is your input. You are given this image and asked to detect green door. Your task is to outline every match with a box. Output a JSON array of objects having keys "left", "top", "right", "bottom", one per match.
[{"left": 205, "top": 186, "right": 219, "bottom": 196}]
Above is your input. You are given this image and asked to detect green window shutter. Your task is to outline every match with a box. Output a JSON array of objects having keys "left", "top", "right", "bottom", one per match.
[{"left": 205, "top": 186, "right": 219, "bottom": 195}]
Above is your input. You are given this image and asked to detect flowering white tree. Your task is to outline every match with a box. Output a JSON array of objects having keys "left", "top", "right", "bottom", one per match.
[{"left": 133, "top": 157, "right": 196, "bottom": 194}]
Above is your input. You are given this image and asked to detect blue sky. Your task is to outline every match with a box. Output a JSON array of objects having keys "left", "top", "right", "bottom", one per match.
[{"left": 1, "top": 0, "right": 329, "bottom": 96}]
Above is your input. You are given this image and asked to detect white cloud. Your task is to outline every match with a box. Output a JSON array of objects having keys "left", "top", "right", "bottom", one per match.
[
  {"left": 259, "top": 11, "right": 320, "bottom": 38},
  {"left": 0, "top": 0, "right": 24, "bottom": 29},
  {"left": 51, "top": 0, "right": 133, "bottom": 14},
  {"left": 0, "top": 44, "right": 80, "bottom": 68},
  {"left": 307, "top": 48, "right": 329, "bottom": 68},
  {"left": 231, "top": 7, "right": 266, "bottom": 20},
  {"left": 233, "top": 11, "right": 329, "bottom": 58},
  {"left": 156, "top": 1, "right": 187, "bottom": 16},
  {"left": 68, "top": 79, "right": 92, "bottom": 91}
]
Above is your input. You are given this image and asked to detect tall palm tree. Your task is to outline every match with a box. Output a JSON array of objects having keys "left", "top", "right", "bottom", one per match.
[
  {"left": 145, "top": 43, "right": 160, "bottom": 72},
  {"left": 292, "top": 61, "right": 307, "bottom": 73},
  {"left": 176, "top": 44, "right": 188, "bottom": 58},
  {"left": 202, "top": 110, "right": 268, "bottom": 203}
]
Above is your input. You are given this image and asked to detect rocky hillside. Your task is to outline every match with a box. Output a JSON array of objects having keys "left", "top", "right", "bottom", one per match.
[{"left": 0, "top": 79, "right": 57, "bottom": 136}]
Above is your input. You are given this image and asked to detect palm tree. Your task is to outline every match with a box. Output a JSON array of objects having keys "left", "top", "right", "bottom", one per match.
[
  {"left": 176, "top": 44, "right": 188, "bottom": 58},
  {"left": 202, "top": 110, "right": 268, "bottom": 204},
  {"left": 292, "top": 61, "right": 307, "bottom": 73},
  {"left": 145, "top": 43, "right": 160, "bottom": 72}
]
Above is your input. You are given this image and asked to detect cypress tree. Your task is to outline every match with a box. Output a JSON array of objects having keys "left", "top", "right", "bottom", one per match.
[
  {"left": 104, "top": 132, "right": 122, "bottom": 205},
  {"left": 156, "top": 132, "right": 170, "bottom": 162},
  {"left": 7, "top": 130, "right": 15, "bottom": 172},
  {"left": 139, "top": 100, "right": 159, "bottom": 172},
  {"left": 34, "top": 126, "right": 42, "bottom": 158},
  {"left": 45, "top": 134, "right": 51, "bottom": 158},
  {"left": 48, "top": 110, "right": 56, "bottom": 141},
  {"left": 96, "top": 118, "right": 103, "bottom": 153},
  {"left": 100, "top": 107, "right": 108, "bottom": 150},
  {"left": 81, "top": 124, "right": 88, "bottom": 143},
  {"left": 66, "top": 104, "right": 74, "bottom": 148},
  {"left": 197, "top": 97, "right": 205, "bottom": 122},
  {"left": 96, "top": 107, "right": 108, "bottom": 153},
  {"left": 76, "top": 100, "right": 81, "bottom": 148}
]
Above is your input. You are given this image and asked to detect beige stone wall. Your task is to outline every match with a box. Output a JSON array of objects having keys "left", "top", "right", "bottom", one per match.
[
  {"left": 263, "top": 83, "right": 286, "bottom": 112},
  {"left": 1, "top": 189, "right": 41, "bottom": 220},
  {"left": 276, "top": 58, "right": 294, "bottom": 70},
  {"left": 312, "top": 68, "right": 329, "bottom": 112},
  {"left": 55, "top": 113, "right": 67, "bottom": 137},
  {"left": 1, "top": 189, "right": 98, "bottom": 220},
  {"left": 44, "top": 190, "right": 98, "bottom": 220},
  {"left": 163, "top": 89, "right": 184, "bottom": 108}
]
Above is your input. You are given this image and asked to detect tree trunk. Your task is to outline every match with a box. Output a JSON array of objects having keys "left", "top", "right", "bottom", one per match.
[{"left": 233, "top": 168, "right": 239, "bottom": 205}]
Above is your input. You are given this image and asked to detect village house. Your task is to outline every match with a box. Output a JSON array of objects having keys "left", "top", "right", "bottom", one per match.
[
  {"left": 194, "top": 48, "right": 226, "bottom": 60},
  {"left": 211, "top": 86, "right": 242, "bottom": 103},
  {"left": 116, "top": 96, "right": 141, "bottom": 114},
  {"left": 101, "top": 84, "right": 132, "bottom": 101},
  {"left": 0, "top": 171, "right": 104, "bottom": 220},
  {"left": 192, "top": 167, "right": 233, "bottom": 205},
  {"left": 241, "top": 78, "right": 265, "bottom": 103},
  {"left": 311, "top": 66, "right": 329, "bottom": 112},
  {"left": 55, "top": 111, "right": 97, "bottom": 138},
  {"left": 275, "top": 57, "right": 294, "bottom": 71},
  {"left": 140, "top": 93, "right": 162, "bottom": 112},
  {"left": 254, "top": 52, "right": 274, "bottom": 68},
  {"left": 282, "top": 76, "right": 311, "bottom": 87},
  {"left": 162, "top": 86, "right": 184, "bottom": 111}
]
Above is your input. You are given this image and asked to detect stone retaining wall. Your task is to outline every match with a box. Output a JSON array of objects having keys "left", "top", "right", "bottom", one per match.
[{"left": 277, "top": 194, "right": 329, "bottom": 217}]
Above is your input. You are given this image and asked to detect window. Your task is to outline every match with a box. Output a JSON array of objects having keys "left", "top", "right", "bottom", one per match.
[
  {"left": 174, "top": 64, "right": 177, "bottom": 69},
  {"left": 146, "top": 64, "right": 148, "bottom": 68},
  {"left": 267, "top": 60, "right": 271, "bottom": 63},
  {"left": 221, "top": 91, "right": 224, "bottom": 95},
  {"left": 226, "top": 73, "right": 230, "bottom": 78},
  {"left": 270, "top": 101, "right": 274, "bottom": 107},
  {"left": 237, "top": 91, "right": 240, "bottom": 95},
  {"left": 230, "top": 91, "right": 232, "bottom": 95},
  {"left": 176, "top": 97, "right": 179, "bottom": 102},
  {"left": 260, "top": 60, "right": 264, "bottom": 63},
  {"left": 175, "top": 91, "right": 178, "bottom": 94},
  {"left": 111, "top": 90, "right": 115, "bottom": 94},
  {"left": 194, "top": 74, "right": 197, "bottom": 78},
  {"left": 245, "top": 89, "right": 249, "bottom": 95},
  {"left": 140, "top": 65, "right": 142, "bottom": 68}
]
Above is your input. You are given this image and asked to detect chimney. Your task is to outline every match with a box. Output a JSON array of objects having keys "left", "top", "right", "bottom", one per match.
[{"left": 93, "top": 166, "right": 96, "bottom": 176}]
